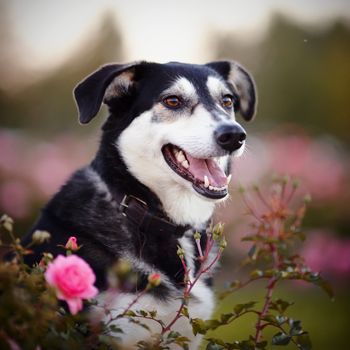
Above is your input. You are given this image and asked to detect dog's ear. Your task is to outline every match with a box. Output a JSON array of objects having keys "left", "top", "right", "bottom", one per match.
[
  {"left": 206, "top": 60, "right": 257, "bottom": 121},
  {"left": 74, "top": 63, "right": 139, "bottom": 124}
]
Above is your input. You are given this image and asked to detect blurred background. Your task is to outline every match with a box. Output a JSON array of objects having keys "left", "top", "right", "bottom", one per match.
[{"left": 0, "top": 0, "right": 349, "bottom": 348}]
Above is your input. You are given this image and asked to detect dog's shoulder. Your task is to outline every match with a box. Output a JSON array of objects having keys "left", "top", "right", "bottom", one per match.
[{"left": 22, "top": 166, "right": 128, "bottom": 282}]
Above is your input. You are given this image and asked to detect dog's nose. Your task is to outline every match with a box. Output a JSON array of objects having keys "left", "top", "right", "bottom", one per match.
[{"left": 215, "top": 123, "right": 247, "bottom": 152}]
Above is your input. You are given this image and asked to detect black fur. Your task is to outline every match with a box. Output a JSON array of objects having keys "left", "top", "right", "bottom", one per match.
[{"left": 22, "top": 61, "right": 256, "bottom": 297}]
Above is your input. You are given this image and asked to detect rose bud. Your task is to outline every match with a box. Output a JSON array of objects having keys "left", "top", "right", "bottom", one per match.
[
  {"left": 147, "top": 272, "right": 161, "bottom": 288},
  {"left": 65, "top": 236, "right": 79, "bottom": 251}
]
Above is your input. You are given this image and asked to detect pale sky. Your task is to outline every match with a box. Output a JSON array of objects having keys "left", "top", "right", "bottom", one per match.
[{"left": 6, "top": 0, "right": 350, "bottom": 70}]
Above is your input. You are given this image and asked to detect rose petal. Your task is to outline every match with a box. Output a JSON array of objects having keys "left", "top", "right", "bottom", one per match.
[{"left": 66, "top": 298, "right": 83, "bottom": 315}]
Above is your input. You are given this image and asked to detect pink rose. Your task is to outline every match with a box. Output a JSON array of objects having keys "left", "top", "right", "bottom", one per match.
[{"left": 45, "top": 254, "right": 98, "bottom": 314}]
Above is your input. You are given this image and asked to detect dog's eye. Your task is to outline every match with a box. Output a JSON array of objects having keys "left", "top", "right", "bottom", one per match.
[
  {"left": 222, "top": 95, "right": 234, "bottom": 109},
  {"left": 163, "top": 96, "right": 182, "bottom": 108}
]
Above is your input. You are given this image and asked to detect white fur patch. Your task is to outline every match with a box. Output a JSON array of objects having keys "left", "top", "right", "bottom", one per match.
[
  {"left": 206, "top": 76, "right": 235, "bottom": 117},
  {"left": 85, "top": 167, "right": 114, "bottom": 203},
  {"left": 163, "top": 76, "right": 197, "bottom": 101}
]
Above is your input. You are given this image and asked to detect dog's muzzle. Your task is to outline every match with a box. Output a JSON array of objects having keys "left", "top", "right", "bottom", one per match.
[{"left": 215, "top": 123, "right": 246, "bottom": 153}]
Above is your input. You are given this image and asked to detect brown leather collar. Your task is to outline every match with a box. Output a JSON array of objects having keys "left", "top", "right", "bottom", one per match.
[{"left": 115, "top": 192, "right": 190, "bottom": 238}]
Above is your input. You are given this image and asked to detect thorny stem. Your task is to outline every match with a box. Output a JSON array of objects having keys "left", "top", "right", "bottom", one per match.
[
  {"left": 161, "top": 233, "right": 221, "bottom": 335},
  {"left": 121, "top": 288, "right": 148, "bottom": 317},
  {"left": 254, "top": 276, "right": 277, "bottom": 343},
  {"left": 254, "top": 215, "right": 281, "bottom": 343},
  {"left": 126, "top": 314, "right": 165, "bottom": 330},
  {"left": 241, "top": 185, "right": 287, "bottom": 345}
]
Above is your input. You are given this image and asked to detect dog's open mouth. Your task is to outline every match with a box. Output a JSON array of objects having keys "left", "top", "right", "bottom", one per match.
[{"left": 161, "top": 144, "right": 231, "bottom": 199}]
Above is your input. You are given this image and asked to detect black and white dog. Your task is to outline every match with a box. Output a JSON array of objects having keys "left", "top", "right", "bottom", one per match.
[{"left": 22, "top": 60, "right": 257, "bottom": 348}]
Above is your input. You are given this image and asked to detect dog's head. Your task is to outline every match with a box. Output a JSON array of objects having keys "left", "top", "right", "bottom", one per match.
[{"left": 74, "top": 61, "right": 257, "bottom": 216}]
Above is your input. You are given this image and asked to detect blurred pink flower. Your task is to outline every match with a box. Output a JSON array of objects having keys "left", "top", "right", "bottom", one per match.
[
  {"left": 302, "top": 232, "right": 350, "bottom": 278},
  {"left": 0, "top": 131, "right": 23, "bottom": 172},
  {"left": 45, "top": 254, "right": 98, "bottom": 314},
  {"left": 0, "top": 180, "right": 31, "bottom": 218},
  {"left": 268, "top": 135, "right": 345, "bottom": 199},
  {"left": 234, "top": 133, "right": 346, "bottom": 200}
]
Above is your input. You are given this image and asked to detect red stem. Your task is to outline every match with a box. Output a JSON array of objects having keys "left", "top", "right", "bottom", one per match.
[
  {"left": 254, "top": 216, "right": 280, "bottom": 344},
  {"left": 241, "top": 193, "right": 264, "bottom": 223},
  {"left": 162, "top": 236, "right": 220, "bottom": 335},
  {"left": 256, "top": 187, "right": 273, "bottom": 211},
  {"left": 122, "top": 288, "right": 148, "bottom": 316}
]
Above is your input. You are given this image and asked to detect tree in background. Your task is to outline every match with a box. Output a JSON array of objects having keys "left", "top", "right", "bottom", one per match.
[
  {"left": 0, "top": 12, "right": 124, "bottom": 134},
  {"left": 214, "top": 14, "right": 350, "bottom": 146}
]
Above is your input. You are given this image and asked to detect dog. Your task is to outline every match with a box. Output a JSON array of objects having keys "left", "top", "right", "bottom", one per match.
[{"left": 22, "top": 60, "right": 257, "bottom": 349}]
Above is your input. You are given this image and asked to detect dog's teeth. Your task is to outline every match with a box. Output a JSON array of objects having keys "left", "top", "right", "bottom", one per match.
[
  {"left": 209, "top": 185, "right": 214, "bottom": 190},
  {"left": 204, "top": 175, "right": 210, "bottom": 188},
  {"left": 182, "top": 160, "right": 189, "bottom": 169},
  {"left": 177, "top": 151, "right": 186, "bottom": 163},
  {"left": 226, "top": 174, "right": 232, "bottom": 185}
]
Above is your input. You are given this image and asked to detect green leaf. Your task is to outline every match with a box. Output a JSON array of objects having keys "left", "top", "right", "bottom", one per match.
[
  {"left": 250, "top": 270, "right": 264, "bottom": 279},
  {"left": 205, "top": 338, "right": 226, "bottom": 349},
  {"left": 296, "top": 333, "right": 312, "bottom": 350},
  {"left": 269, "top": 298, "right": 294, "bottom": 313},
  {"left": 261, "top": 314, "right": 277, "bottom": 324},
  {"left": 205, "top": 319, "right": 222, "bottom": 331},
  {"left": 289, "top": 320, "right": 303, "bottom": 336},
  {"left": 138, "top": 309, "right": 148, "bottom": 317},
  {"left": 256, "top": 340, "right": 268, "bottom": 349},
  {"left": 230, "top": 280, "right": 241, "bottom": 288},
  {"left": 234, "top": 301, "right": 257, "bottom": 315},
  {"left": 271, "top": 332, "right": 291, "bottom": 345},
  {"left": 220, "top": 312, "right": 233, "bottom": 323},
  {"left": 237, "top": 339, "right": 255, "bottom": 350},
  {"left": 98, "top": 334, "right": 116, "bottom": 345},
  {"left": 109, "top": 324, "right": 123, "bottom": 334},
  {"left": 149, "top": 310, "right": 157, "bottom": 318},
  {"left": 167, "top": 331, "right": 180, "bottom": 339},
  {"left": 206, "top": 341, "right": 225, "bottom": 350},
  {"left": 275, "top": 315, "right": 288, "bottom": 325},
  {"left": 124, "top": 310, "right": 136, "bottom": 317},
  {"left": 181, "top": 305, "right": 189, "bottom": 318},
  {"left": 248, "top": 244, "right": 257, "bottom": 260},
  {"left": 191, "top": 318, "right": 208, "bottom": 335}
]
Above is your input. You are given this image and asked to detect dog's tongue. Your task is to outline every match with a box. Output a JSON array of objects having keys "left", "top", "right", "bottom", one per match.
[{"left": 185, "top": 153, "right": 227, "bottom": 187}]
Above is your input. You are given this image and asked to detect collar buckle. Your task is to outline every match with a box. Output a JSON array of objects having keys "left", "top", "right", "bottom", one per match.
[{"left": 119, "top": 194, "right": 147, "bottom": 216}]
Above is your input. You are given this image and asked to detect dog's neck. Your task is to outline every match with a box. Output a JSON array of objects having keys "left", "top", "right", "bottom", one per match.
[{"left": 91, "top": 130, "right": 215, "bottom": 228}]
